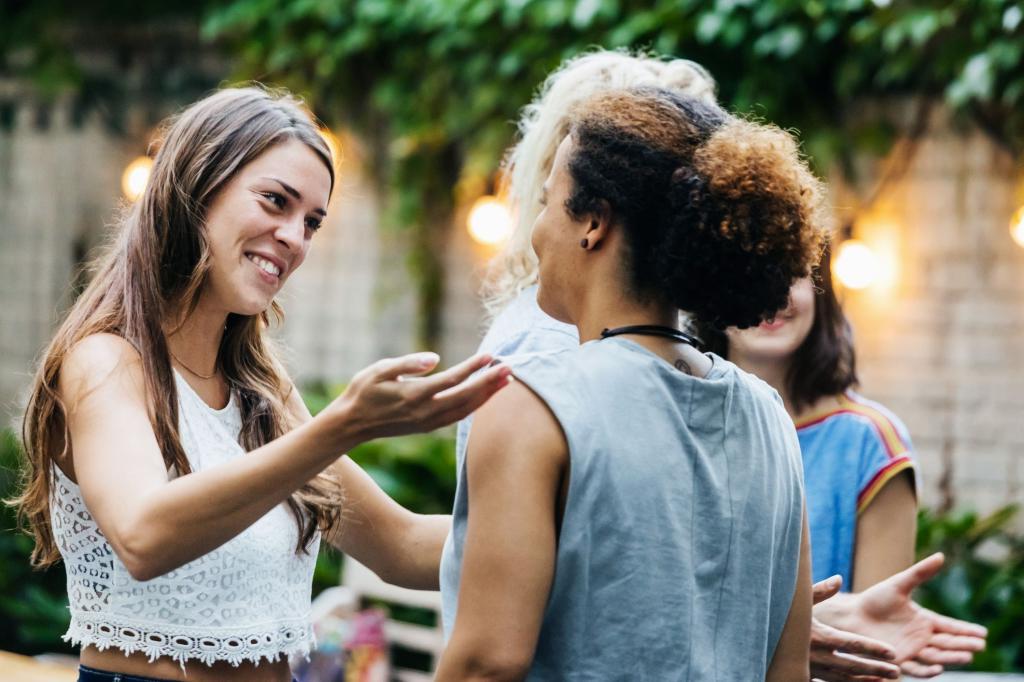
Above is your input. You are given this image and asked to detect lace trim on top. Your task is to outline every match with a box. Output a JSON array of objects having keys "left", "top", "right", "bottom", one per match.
[
  {"left": 63, "top": 611, "right": 314, "bottom": 668},
  {"left": 51, "top": 370, "right": 320, "bottom": 668}
]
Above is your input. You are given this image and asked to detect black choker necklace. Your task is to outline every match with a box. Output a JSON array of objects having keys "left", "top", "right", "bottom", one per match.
[{"left": 600, "top": 324, "right": 700, "bottom": 347}]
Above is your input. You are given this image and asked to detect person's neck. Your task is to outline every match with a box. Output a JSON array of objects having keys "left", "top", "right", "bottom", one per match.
[
  {"left": 575, "top": 290, "right": 680, "bottom": 348},
  {"left": 163, "top": 298, "right": 227, "bottom": 379},
  {"left": 729, "top": 352, "right": 796, "bottom": 417}
]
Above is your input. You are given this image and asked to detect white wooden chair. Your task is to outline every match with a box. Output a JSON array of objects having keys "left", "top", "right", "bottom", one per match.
[{"left": 340, "top": 558, "right": 445, "bottom": 682}]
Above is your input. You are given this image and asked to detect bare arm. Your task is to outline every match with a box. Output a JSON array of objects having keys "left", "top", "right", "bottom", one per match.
[
  {"left": 278, "top": 379, "right": 452, "bottom": 590},
  {"left": 435, "top": 380, "right": 566, "bottom": 682},
  {"left": 767, "top": 507, "right": 813, "bottom": 682},
  {"left": 64, "top": 334, "right": 508, "bottom": 581},
  {"left": 325, "top": 457, "right": 451, "bottom": 589},
  {"left": 852, "top": 471, "right": 917, "bottom": 592}
]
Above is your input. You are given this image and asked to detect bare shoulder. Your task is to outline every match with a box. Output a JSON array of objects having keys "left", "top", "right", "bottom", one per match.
[
  {"left": 60, "top": 333, "right": 145, "bottom": 403},
  {"left": 468, "top": 377, "right": 566, "bottom": 469}
]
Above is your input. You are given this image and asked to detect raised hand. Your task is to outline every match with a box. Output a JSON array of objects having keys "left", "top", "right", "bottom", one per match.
[
  {"left": 330, "top": 352, "right": 512, "bottom": 441},
  {"left": 853, "top": 553, "right": 988, "bottom": 677},
  {"left": 815, "top": 553, "right": 988, "bottom": 678},
  {"left": 811, "top": 575, "right": 900, "bottom": 682}
]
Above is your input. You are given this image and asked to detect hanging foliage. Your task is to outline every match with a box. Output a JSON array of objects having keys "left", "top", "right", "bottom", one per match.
[
  {"left": 7, "top": 0, "right": 1023, "bottom": 346},
  {"left": 201, "top": 0, "right": 1023, "bottom": 346}
]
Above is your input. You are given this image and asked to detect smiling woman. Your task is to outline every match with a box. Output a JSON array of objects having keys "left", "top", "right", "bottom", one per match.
[
  {"left": 11, "top": 85, "right": 511, "bottom": 682},
  {"left": 198, "top": 140, "right": 331, "bottom": 322}
]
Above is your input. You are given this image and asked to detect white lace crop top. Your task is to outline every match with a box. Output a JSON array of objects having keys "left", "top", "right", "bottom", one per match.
[{"left": 50, "top": 370, "right": 320, "bottom": 667}]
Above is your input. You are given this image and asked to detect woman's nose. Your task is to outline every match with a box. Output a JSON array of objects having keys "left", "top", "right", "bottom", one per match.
[{"left": 274, "top": 216, "right": 305, "bottom": 253}]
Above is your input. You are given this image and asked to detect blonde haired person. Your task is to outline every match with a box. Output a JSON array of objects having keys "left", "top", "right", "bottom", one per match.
[
  {"left": 447, "top": 49, "right": 985, "bottom": 680},
  {"left": 483, "top": 50, "right": 716, "bottom": 317},
  {"left": 440, "top": 85, "right": 825, "bottom": 680},
  {"left": 14, "top": 86, "right": 510, "bottom": 682}
]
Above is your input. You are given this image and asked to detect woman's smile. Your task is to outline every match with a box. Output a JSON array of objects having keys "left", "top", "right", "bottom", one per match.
[{"left": 245, "top": 252, "right": 285, "bottom": 284}]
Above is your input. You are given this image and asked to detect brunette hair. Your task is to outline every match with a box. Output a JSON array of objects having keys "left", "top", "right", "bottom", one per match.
[
  {"left": 565, "top": 87, "right": 829, "bottom": 329},
  {"left": 692, "top": 244, "right": 859, "bottom": 412},
  {"left": 14, "top": 86, "right": 340, "bottom": 567}
]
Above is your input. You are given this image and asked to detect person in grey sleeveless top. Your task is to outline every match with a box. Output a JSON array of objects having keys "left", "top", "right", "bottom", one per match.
[{"left": 435, "top": 87, "right": 829, "bottom": 680}]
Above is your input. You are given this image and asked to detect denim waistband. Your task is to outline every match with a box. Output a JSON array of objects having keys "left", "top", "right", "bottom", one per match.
[
  {"left": 78, "top": 665, "right": 178, "bottom": 682},
  {"left": 78, "top": 664, "right": 298, "bottom": 682}
]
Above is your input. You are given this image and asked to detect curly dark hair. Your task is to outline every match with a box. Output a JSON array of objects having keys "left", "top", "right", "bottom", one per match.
[
  {"left": 691, "top": 244, "right": 859, "bottom": 412},
  {"left": 565, "top": 87, "right": 828, "bottom": 329}
]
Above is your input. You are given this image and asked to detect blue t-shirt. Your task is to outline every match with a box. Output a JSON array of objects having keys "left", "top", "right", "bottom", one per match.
[{"left": 796, "top": 392, "right": 917, "bottom": 588}]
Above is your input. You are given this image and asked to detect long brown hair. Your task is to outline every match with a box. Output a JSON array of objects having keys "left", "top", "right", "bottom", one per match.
[{"left": 15, "top": 86, "right": 341, "bottom": 568}]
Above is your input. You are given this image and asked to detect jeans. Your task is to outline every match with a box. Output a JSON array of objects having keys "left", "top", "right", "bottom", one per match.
[{"left": 78, "top": 664, "right": 298, "bottom": 682}]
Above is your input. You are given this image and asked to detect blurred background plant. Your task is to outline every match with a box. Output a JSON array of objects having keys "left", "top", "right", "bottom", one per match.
[
  {"left": 916, "top": 505, "right": 1024, "bottom": 672},
  {"left": 0, "top": 429, "right": 74, "bottom": 656}
]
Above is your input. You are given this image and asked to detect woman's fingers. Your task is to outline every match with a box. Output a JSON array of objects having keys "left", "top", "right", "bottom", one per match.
[
  {"left": 422, "top": 365, "right": 512, "bottom": 425},
  {"left": 926, "top": 631, "right": 987, "bottom": 652},
  {"left": 927, "top": 610, "right": 988, "bottom": 639},
  {"left": 913, "top": 645, "right": 974, "bottom": 666},
  {"left": 813, "top": 575, "right": 843, "bottom": 604},
  {"left": 899, "top": 658, "right": 944, "bottom": 678},
  {"left": 888, "top": 552, "right": 945, "bottom": 597},
  {"left": 810, "top": 649, "right": 899, "bottom": 680},
  {"left": 405, "top": 354, "right": 495, "bottom": 399},
  {"left": 811, "top": 619, "right": 900, "bottom": 681},
  {"left": 370, "top": 352, "right": 442, "bottom": 381},
  {"left": 814, "top": 621, "right": 896, "bottom": 661}
]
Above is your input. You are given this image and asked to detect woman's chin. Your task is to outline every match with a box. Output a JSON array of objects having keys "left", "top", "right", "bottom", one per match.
[{"left": 229, "top": 295, "right": 274, "bottom": 318}]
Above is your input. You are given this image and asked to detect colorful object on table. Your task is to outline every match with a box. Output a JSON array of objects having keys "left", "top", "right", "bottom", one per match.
[{"left": 344, "top": 609, "right": 389, "bottom": 682}]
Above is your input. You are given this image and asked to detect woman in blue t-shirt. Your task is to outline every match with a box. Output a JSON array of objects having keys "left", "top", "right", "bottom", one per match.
[{"left": 694, "top": 249, "right": 917, "bottom": 593}]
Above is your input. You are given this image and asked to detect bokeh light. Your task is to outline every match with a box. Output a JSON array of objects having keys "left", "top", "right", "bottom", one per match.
[
  {"left": 1010, "top": 206, "right": 1024, "bottom": 248},
  {"left": 467, "top": 195, "right": 512, "bottom": 246},
  {"left": 833, "top": 239, "right": 881, "bottom": 290},
  {"left": 122, "top": 156, "right": 153, "bottom": 201}
]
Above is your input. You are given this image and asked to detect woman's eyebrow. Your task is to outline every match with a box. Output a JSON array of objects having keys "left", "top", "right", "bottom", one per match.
[{"left": 262, "top": 177, "right": 327, "bottom": 216}]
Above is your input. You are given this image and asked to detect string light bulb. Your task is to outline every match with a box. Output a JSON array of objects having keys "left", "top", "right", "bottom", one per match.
[
  {"left": 833, "top": 239, "right": 881, "bottom": 290},
  {"left": 122, "top": 156, "right": 153, "bottom": 201},
  {"left": 1010, "top": 205, "right": 1024, "bottom": 248},
  {"left": 467, "top": 195, "right": 512, "bottom": 246}
]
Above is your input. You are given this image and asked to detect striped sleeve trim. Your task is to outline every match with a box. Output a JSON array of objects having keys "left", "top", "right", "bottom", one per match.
[
  {"left": 795, "top": 393, "right": 911, "bottom": 460},
  {"left": 856, "top": 455, "right": 916, "bottom": 515}
]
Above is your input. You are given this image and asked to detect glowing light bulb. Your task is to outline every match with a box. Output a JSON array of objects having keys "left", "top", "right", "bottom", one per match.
[
  {"left": 1010, "top": 206, "right": 1024, "bottom": 248},
  {"left": 122, "top": 156, "right": 153, "bottom": 201},
  {"left": 467, "top": 196, "right": 512, "bottom": 246},
  {"left": 834, "top": 240, "right": 880, "bottom": 290}
]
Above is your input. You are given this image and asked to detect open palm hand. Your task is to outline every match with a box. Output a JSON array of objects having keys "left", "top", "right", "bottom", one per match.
[{"left": 828, "top": 553, "right": 988, "bottom": 678}]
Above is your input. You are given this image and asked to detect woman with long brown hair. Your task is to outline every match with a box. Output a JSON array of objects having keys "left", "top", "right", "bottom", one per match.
[{"left": 13, "top": 85, "right": 510, "bottom": 682}]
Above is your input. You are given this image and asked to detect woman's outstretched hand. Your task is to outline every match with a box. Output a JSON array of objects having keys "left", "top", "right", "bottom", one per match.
[
  {"left": 329, "top": 352, "right": 511, "bottom": 442},
  {"left": 810, "top": 575, "right": 901, "bottom": 682},
  {"left": 812, "top": 553, "right": 988, "bottom": 679},
  {"left": 846, "top": 553, "right": 988, "bottom": 678}
]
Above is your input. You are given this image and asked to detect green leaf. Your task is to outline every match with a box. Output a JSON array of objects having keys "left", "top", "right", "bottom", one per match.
[{"left": 695, "top": 11, "right": 725, "bottom": 43}]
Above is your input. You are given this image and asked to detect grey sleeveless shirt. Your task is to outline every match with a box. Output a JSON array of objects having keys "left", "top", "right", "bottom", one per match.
[{"left": 440, "top": 305, "right": 805, "bottom": 680}]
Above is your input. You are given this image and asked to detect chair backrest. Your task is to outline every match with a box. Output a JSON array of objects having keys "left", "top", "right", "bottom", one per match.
[{"left": 340, "top": 558, "right": 444, "bottom": 682}]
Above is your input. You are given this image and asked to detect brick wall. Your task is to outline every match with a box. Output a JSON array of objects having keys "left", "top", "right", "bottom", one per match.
[
  {"left": 836, "top": 107, "right": 1024, "bottom": 516},
  {"left": 0, "top": 91, "right": 125, "bottom": 426}
]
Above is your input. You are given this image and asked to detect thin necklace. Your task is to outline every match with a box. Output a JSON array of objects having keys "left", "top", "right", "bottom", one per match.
[{"left": 169, "top": 349, "right": 219, "bottom": 380}]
